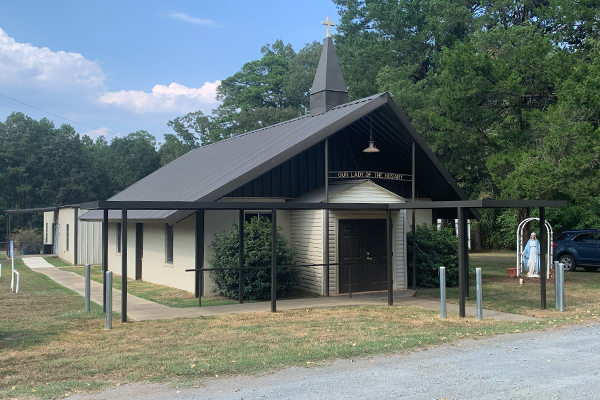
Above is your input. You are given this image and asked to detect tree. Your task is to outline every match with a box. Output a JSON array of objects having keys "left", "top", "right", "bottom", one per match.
[
  {"left": 166, "top": 40, "right": 320, "bottom": 149},
  {"left": 106, "top": 131, "right": 160, "bottom": 193}
]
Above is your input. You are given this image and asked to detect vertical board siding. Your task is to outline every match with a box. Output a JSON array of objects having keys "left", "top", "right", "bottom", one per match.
[
  {"left": 395, "top": 210, "right": 406, "bottom": 289},
  {"left": 77, "top": 209, "right": 102, "bottom": 265},
  {"left": 290, "top": 210, "right": 323, "bottom": 294}
]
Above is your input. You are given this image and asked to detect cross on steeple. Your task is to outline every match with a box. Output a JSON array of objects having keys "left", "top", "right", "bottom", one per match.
[{"left": 321, "top": 17, "right": 336, "bottom": 37}]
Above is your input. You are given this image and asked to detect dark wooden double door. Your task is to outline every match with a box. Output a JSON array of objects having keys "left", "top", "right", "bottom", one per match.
[{"left": 339, "top": 219, "right": 388, "bottom": 293}]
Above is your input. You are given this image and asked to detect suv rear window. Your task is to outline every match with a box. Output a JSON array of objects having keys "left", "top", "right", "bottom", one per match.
[{"left": 555, "top": 233, "right": 570, "bottom": 242}]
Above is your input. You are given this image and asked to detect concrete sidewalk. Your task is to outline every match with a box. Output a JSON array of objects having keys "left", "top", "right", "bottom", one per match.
[{"left": 22, "top": 257, "right": 539, "bottom": 322}]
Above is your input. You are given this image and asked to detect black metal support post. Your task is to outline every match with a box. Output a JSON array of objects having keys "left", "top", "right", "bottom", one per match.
[
  {"left": 6, "top": 214, "right": 10, "bottom": 257},
  {"left": 387, "top": 208, "right": 393, "bottom": 306},
  {"left": 462, "top": 208, "right": 470, "bottom": 299},
  {"left": 540, "top": 207, "right": 546, "bottom": 310},
  {"left": 411, "top": 141, "right": 417, "bottom": 290},
  {"left": 325, "top": 138, "right": 329, "bottom": 203},
  {"left": 324, "top": 138, "right": 330, "bottom": 297},
  {"left": 121, "top": 209, "right": 127, "bottom": 323},
  {"left": 73, "top": 207, "right": 79, "bottom": 265},
  {"left": 195, "top": 210, "right": 204, "bottom": 305},
  {"left": 239, "top": 209, "right": 244, "bottom": 304},
  {"left": 348, "top": 264, "right": 352, "bottom": 298},
  {"left": 458, "top": 207, "right": 466, "bottom": 317},
  {"left": 271, "top": 208, "right": 277, "bottom": 312},
  {"left": 102, "top": 209, "right": 108, "bottom": 312}
]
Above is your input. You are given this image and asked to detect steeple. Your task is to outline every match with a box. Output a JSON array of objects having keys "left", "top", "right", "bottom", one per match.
[{"left": 310, "top": 18, "right": 348, "bottom": 116}]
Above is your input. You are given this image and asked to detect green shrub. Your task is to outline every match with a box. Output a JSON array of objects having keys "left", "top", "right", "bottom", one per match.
[
  {"left": 407, "top": 224, "right": 459, "bottom": 288},
  {"left": 12, "top": 228, "right": 42, "bottom": 254},
  {"left": 208, "top": 217, "right": 298, "bottom": 300}
]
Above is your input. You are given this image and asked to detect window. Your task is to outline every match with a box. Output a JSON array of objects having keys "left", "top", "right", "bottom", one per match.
[
  {"left": 244, "top": 212, "right": 272, "bottom": 223},
  {"left": 166, "top": 224, "right": 173, "bottom": 263},
  {"left": 574, "top": 233, "right": 600, "bottom": 244},
  {"left": 117, "top": 223, "right": 122, "bottom": 253},
  {"left": 45, "top": 223, "right": 48, "bottom": 243},
  {"left": 66, "top": 224, "right": 70, "bottom": 251}
]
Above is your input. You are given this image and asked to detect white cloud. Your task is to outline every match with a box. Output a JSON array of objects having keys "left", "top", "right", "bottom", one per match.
[
  {"left": 99, "top": 81, "right": 221, "bottom": 114},
  {"left": 168, "top": 12, "right": 221, "bottom": 27},
  {"left": 81, "top": 127, "right": 118, "bottom": 140},
  {"left": 0, "top": 27, "right": 105, "bottom": 95},
  {"left": 0, "top": 28, "right": 222, "bottom": 121}
]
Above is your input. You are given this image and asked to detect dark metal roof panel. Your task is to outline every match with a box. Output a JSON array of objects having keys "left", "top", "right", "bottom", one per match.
[{"left": 80, "top": 94, "right": 384, "bottom": 221}]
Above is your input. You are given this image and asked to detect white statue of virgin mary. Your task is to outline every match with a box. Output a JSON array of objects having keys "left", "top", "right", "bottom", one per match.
[{"left": 522, "top": 232, "right": 540, "bottom": 277}]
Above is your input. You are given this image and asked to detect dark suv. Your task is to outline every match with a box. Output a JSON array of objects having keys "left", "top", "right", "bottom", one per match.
[{"left": 553, "top": 229, "right": 600, "bottom": 272}]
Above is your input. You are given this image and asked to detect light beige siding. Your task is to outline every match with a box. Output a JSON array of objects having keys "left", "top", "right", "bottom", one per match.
[
  {"left": 56, "top": 208, "right": 76, "bottom": 264},
  {"left": 290, "top": 209, "right": 323, "bottom": 294},
  {"left": 43, "top": 212, "right": 54, "bottom": 245}
]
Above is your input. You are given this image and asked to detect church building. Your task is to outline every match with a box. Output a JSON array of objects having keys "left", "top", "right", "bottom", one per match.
[{"left": 76, "top": 21, "right": 471, "bottom": 297}]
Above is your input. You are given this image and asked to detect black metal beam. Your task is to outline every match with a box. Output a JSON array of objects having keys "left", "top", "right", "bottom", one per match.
[
  {"left": 239, "top": 210, "right": 244, "bottom": 304},
  {"left": 4, "top": 207, "right": 59, "bottom": 214},
  {"left": 79, "top": 199, "right": 567, "bottom": 212},
  {"left": 102, "top": 209, "right": 108, "bottom": 312},
  {"left": 271, "top": 207, "right": 277, "bottom": 313},
  {"left": 540, "top": 207, "right": 546, "bottom": 310},
  {"left": 387, "top": 209, "right": 393, "bottom": 306},
  {"left": 121, "top": 209, "right": 127, "bottom": 323},
  {"left": 195, "top": 210, "right": 204, "bottom": 304}
]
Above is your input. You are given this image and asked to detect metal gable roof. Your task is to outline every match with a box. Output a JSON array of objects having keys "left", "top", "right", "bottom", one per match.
[
  {"left": 81, "top": 94, "right": 385, "bottom": 221},
  {"left": 80, "top": 92, "right": 477, "bottom": 222}
]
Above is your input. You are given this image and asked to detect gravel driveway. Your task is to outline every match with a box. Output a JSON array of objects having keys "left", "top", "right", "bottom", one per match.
[{"left": 71, "top": 322, "right": 600, "bottom": 400}]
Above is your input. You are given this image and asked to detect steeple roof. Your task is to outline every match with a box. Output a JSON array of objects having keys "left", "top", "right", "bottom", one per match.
[{"left": 309, "top": 36, "right": 348, "bottom": 115}]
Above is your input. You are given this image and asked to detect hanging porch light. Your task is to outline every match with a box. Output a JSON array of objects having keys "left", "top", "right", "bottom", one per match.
[{"left": 363, "top": 115, "right": 380, "bottom": 153}]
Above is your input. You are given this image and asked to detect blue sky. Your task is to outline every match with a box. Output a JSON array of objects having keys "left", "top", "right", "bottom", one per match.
[{"left": 0, "top": 0, "right": 340, "bottom": 143}]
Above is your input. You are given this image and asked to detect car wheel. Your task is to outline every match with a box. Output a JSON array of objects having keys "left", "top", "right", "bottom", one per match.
[
  {"left": 559, "top": 255, "right": 576, "bottom": 272},
  {"left": 583, "top": 266, "right": 599, "bottom": 272}
]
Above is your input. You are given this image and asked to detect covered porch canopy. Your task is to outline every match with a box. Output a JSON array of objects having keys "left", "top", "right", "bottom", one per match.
[{"left": 79, "top": 198, "right": 566, "bottom": 323}]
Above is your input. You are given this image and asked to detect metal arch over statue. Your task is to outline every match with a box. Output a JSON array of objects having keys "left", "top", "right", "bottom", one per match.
[{"left": 516, "top": 217, "right": 553, "bottom": 278}]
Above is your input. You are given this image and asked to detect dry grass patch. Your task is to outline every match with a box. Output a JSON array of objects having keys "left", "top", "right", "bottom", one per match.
[
  {"left": 3, "top": 254, "right": 597, "bottom": 399},
  {"left": 417, "top": 251, "right": 600, "bottom": 321}
]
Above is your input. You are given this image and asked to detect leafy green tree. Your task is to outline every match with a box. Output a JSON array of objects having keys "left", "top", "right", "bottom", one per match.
[
  {"left": 282, "top": 41, "right": 323, "bottom": 109},
  {"left": 209, "top": 217, "right": 298, "bottom": 300},
  {"left": 217, "top": 40, "right": 296, "bottom": 109},
  {"left": 106, "top": 131, "right": 160, "bottom": 192}
]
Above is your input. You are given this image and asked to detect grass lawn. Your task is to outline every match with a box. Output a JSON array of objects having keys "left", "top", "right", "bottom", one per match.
[
  {"left": 417, "top": 252, "right": 600, "bottom": 319},
  {"left": 1, "top": 254, "right": 599, "bottom": 399},
  {"left": 59, "top": 266, "right": 238, "bottom": 307},
  {"left": 43, "top": 257, "right": 72, "bottom": 268}
]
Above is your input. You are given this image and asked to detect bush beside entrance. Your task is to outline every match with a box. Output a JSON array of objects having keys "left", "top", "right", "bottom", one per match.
[
  {"left": 407, "top": 224, "right": 460, "bottom": 288},
  {"left": 209, "top": 217, "right": 298, "bottom": 300}
]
